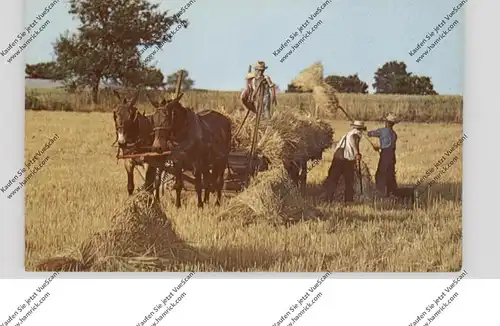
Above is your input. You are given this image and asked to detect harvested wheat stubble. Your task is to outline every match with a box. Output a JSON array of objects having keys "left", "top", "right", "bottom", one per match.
[
  {"left": 36, "top": 191, "right": 202, "bottom": 272},
  {"left": 218, "top": 168, "right": 325, "bottom": 225},
  {"left": 224, "top": 108, "right": 334, "bottom": 165}
]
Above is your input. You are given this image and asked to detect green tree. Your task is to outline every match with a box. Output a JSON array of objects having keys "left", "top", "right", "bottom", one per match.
[
  {"left": 373, "top": 60, "right": 437, "bottom": 95},
  {"left": 141, "top": 68, "right": 166, "bottom": 89},
  {"left": 373, "top": 61, "right": 409, "bottom": 94},
  {"left": 54, "top": 0, "right": 188, "bottom": 103},
  {"left": 113, "top": 67, "right": 165, "bottom": 89},
  {"left": 405, "top": 75, "right": 438, "bottom": 95},
  {"left": 324, "top": 74, "right": 368, "bottom": 93},
  {"left": 25, "top": 61, "right": 65, "bottom": 80},
  {"left": 165, "top": 69, "right": 194, "bottom": 91}
]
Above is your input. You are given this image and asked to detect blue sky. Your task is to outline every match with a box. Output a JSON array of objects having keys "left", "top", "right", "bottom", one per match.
[{"left": 25, "top": 0, "right": 464, "bottom": 94}]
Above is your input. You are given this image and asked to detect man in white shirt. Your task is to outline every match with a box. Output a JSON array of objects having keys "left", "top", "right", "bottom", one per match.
[{"left": 324, "top": 120, "right": 366, "bottom": 203}]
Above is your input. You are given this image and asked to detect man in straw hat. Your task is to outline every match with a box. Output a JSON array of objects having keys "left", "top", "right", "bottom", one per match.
[
  {"left": 367, "top": 113, "right": 399, "bottom": 197},
  {"left": 324, "top": 120, "right": 366, "bottom": 203},
  {"left": 240, "top": 61, "right": 277, "bottom": 119}
]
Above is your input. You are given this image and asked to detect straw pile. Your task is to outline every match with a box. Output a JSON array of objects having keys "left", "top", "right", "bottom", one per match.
[
  {"left": 290, "top": 62, "right": 340, "bottom": 119},
  {"left": 227, "top": 108, "right": 334, "bottom": 165},
  {"left": 36, "top": 191, "right": 202, "bottom": 272},
  {"left": 218, "top": 168, "right": 325, "bottom": 225}
]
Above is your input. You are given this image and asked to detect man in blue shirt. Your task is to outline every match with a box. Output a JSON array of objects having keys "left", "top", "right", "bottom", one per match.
[{"left": 367, "top": 113, "right": 399, "bottom": 197}]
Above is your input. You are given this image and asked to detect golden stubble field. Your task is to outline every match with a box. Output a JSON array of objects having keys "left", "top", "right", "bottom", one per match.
[{"left": 24, "top": 110, "right": 462, "bottom": 272}]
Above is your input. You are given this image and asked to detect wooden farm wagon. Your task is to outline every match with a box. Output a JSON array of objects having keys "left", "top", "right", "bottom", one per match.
[{"left": 118, "top": 69, "right": 269, "bottom": 194}]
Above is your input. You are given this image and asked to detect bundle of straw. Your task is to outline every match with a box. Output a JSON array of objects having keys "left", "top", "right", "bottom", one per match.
[
  {"left": 36, "top": 192, "right": 202, "bottom": 272},
  {"left": 291, "top": 62, "right": 340, "bottom": 118},
  {"left": 290, "top": 62, "right": 324, "bottom": 90},
  {"left": 218, "top": 167, "right": 325, "bottom": 225}
]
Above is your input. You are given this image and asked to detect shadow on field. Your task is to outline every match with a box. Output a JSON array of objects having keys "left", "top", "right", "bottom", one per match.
[
  {"left": 192, "top": 246, "right": 333, "bottom": 272},
  {"left": 305, "top": 182, "right": 462, "bottom": 205},
  {"left": 413, "top": 182, "right": 462, "bottom": 202}
]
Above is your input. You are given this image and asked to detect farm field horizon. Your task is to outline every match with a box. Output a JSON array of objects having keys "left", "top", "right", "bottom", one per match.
[
  {"left": 24, "top": 93, "right": 463, "bottom": 272},
  {"left": 25, "top": 88, "right": 463, "bottom": 123}
]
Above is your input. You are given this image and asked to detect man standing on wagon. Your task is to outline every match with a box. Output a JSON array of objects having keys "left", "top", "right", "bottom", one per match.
[
  {"left": 240, "top": 61, "right": 277, "bottom": 119},
  {"left": 367, "top": 113, "right": 399, "bottom": 197}
]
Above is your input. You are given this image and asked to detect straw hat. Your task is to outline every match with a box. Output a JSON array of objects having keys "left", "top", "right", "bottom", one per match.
[
  {"left": 254, "top": 61, "right": 268, "bottom": 70},
  {"left": 351, "top": 120, "right": 366, "bottom": 130},
  {"left": 384, "top": 113, "right": 398, "bottom": 124}
]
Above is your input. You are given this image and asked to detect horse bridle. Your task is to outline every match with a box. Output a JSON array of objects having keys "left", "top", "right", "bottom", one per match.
[
  {"left": 151, "top": 105, "right": 188, "bottom": 141},
  {"left": 112, "top": 108, "right": 144, "bottom": 149}
]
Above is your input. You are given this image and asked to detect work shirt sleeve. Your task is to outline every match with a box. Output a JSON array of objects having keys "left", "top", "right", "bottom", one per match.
[{"left": 367, "top": 128, "right": 381, "bottom": 137}]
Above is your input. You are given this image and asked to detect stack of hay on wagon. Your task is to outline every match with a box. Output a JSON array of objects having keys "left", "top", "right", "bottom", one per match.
[
  {"left": 217, "top": 62, "right": 377, "bottom": 224},
  {"left": 225, "top": 62, "right": 338, "bottom": 166},
  {"left": 227, "top": 108, "right": 334, "bottom": 166}
]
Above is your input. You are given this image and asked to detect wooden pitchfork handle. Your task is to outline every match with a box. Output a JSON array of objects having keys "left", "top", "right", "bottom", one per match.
[
  {"left": 329, "top": 90, "right": 379, "bottom": 152},
  {"left": 234, "top": 109, "right": 250, "bottom": 139},
  {"left": 357, "top": 159, "right": 363, "bottom": 194},
  {"left": 234, "top": 64, "right": 255, "bottom": 139}
]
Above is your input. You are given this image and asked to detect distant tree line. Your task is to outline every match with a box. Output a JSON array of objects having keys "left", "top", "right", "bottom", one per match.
[{"left": 286, "top": 60, "right": 438, "bottom": 95}]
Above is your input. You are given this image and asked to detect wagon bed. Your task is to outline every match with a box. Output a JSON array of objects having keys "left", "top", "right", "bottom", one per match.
[
  {"left": 118, "top": 148, "right": 268, "bottom": 193},
  {"left": 163, "top": 149, "right": 267, "bottom": 193}
]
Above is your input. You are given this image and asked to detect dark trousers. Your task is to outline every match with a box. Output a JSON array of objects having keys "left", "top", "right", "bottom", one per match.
[
  {"left": 325, "top": 158, "right": 356, "bottom": 202},
  {"left": 375, "top": 148, "right": 397, "bottom": 196}
]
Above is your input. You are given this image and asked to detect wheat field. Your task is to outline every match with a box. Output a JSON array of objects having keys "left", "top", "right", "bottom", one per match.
[
  {"left": 25, "top": 88, "right": 463, "bottom": 123},
  {"left": 24, "top": 93, "right": 462, "bottom": 272}
]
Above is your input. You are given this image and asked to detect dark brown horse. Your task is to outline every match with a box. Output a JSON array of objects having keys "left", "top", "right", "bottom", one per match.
[
  {"left": 283, "top": 151, "right": 320, "bottom": 195},
  {"left": 147, "top": 93, "right": 232, "bottom": 208},
  {"left": 112, "top": 90, "right": 164, "bottom": 199}
]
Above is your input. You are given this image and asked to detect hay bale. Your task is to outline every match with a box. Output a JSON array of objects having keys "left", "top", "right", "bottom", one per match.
[
  {"left": 36, "top": 191, "right": 201, "bottom": 272},
  {"left": 218, "top": 168, "right": 324, "bottom": 225}
]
